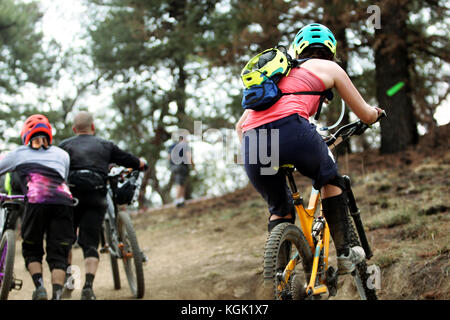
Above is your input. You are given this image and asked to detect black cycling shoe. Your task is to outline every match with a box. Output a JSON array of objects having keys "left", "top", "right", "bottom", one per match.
[
  {"left": 268, "top": 216, "right": 295, "bottom": 233},
  {"left": 81, "top": 287, "right": 96, "bottom": 300},
  {"left": 32, "top": 286, "right": 48, "bottom": 300}
]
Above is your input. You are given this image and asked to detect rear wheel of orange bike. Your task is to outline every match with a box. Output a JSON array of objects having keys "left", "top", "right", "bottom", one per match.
[{"left": 263, "top": 223, "right": 313, "bottom": 300}]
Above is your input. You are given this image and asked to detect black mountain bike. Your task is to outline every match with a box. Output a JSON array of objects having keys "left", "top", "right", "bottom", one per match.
[
  {"left": 100, "top": 167, "right": 145, "bottom": 299},
  {"left": 0, "top": 193, "right": 24, "bottom": 300}
]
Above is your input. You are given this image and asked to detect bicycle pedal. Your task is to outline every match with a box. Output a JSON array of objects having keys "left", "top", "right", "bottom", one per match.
[
  {"left": 325, "top": 267, "right": 338, "bottom": 297},
  {"left": 99, "top": 246, "right": 109, "bottom": 254},
  {"left": 142, "top": 252, "right": 149, "bottom": 265},
  {"left": 12, "top": 278, "right": 23, "bottom": 291},
  {"left": 125, "top": 252, "right": 133, "bottom": 259}
]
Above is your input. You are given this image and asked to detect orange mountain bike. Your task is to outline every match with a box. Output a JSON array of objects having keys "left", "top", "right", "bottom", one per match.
[{"left": 263, "top": 113, "right": 385, "bottom": 300}]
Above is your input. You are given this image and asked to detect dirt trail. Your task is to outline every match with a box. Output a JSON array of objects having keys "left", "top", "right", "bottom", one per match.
[
  {"left": 6, "top": 186, "right": 384, "bottom": 301},
  {"left": 8, "top": 194, "right": 270, "bottom": 300}
]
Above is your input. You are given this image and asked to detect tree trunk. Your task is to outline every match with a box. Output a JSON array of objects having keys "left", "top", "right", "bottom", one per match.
[
  {"left": 137, "top": 169, "right": 151, "bottom": 209},
  {"left": 374, "top": 0, "right": 418, "bottom": 154}
]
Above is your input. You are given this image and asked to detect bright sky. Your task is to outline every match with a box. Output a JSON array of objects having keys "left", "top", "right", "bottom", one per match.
[{"left": 40, "top": 0, "right": 86, "bottom": 49}]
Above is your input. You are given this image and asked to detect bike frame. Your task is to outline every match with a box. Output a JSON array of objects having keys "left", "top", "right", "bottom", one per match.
[
  {"left": 102, "top": 168, "right": 142, "bottom": 260},
  {"left": 277, "top": 117, "right": 381, "bottom": 298},
  {"left": 104, "top": 186, "right": 120, "bottom": 258},
  {"left": 278, "top": 165, "right": 330, "bottom": 296},
  {"left": 100, "top": 167, "right": 146, "bottom": 298}
]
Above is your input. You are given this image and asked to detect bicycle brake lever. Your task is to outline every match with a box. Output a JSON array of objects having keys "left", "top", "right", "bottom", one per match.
[
  {"left": 353, "top": 122, "right": 369, "bottom": 136},
  {"left": 377, "top": 110, "right": 387, "bottom": 122}
]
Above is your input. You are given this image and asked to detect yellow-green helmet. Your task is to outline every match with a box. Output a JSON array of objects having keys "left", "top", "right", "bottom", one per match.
[
  {"left": 241, "top": 47, "right": 290, "bottom": 89},
  {"left": 291, "top": 23, "right": 337, "bottom": 57}
]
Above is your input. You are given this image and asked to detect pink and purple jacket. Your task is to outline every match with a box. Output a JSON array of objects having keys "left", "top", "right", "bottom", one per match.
[{"left": 0, "top": 145, "right": 73, "bottom": 205}]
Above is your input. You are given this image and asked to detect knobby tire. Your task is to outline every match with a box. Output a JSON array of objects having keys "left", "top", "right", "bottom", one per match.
[
  {"left": 0, "top": 230, "right": 16, "bottom": 300},
  {"left": 263, "top": 223, "right": 313, "bottom": 300},
  {"left": 346, "top": 213, "right": 378, "bottom": 300},
  {"left": 104, "top": 218, "right": 121, "bottom": 290},
  {"left": 118, "top": 210, "right": 145, "bottom": 299}
]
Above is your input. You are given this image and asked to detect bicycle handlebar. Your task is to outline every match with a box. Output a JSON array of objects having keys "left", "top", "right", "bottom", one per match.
[
  {"left": 108, "top": 164, "right": 147, "bottom": 180},
  {"left": 0, "top": 194, "right": 25, "bottom": 202},
  {"left": 325, "top": 110, "right": 387, "bottom": 147},
  {"left": 107, "top": 166, "right": 143, "bottom": 205}
]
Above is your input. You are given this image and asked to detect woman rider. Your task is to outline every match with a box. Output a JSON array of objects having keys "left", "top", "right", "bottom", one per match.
[{"left": 236, "top": 23, "right": 383, "bottom": 274}]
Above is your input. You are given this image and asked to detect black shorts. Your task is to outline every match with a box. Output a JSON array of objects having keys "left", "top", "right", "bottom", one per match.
[
  {"left": 21, "top": 203, "right": 74, "bottom": 271},
  {"left": 170, "top": 164, "right": 189, "bottom": 185},
  {"left": 243, "top": 114, "right": 338, "bottom": 218},
  {"left": 71, "top": 191, "right": 107, "bottom": 259}
]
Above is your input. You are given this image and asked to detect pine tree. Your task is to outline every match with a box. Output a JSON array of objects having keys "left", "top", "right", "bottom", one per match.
[{"left": 87, "top": 0, "right": 229, "bottom": 205}]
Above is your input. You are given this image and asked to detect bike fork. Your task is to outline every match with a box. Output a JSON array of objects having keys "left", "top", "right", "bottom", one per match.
[{"left": 343, "top": 175, "right": 373, "bottom": 260}]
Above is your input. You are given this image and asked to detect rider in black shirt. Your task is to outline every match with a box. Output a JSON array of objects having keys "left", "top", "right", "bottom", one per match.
[{"left": 59, "top": 111, "right": 146, "bottom": 300}]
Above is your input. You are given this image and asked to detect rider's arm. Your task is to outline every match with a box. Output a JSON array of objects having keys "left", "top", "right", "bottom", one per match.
[
  {"left": 109, "top": 142, "right": 141, "bottom": 170},
  {"left": 186, "top": 149, "right": 195, "bottom": 169},
  {"left": 302, "top": 60, "right": 381, "bottom": 124},
  {"left": 236, "top": 110, "right": 250, "bottom": 143}
]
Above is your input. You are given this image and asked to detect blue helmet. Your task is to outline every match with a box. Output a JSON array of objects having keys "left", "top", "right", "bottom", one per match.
[{"left": 291, "top": 23, "right": 337, "bottom": 57}]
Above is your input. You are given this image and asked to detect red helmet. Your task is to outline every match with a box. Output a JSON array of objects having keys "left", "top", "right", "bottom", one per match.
[{"left": 20, "top": 114, "right": 53, "bottom": 145}]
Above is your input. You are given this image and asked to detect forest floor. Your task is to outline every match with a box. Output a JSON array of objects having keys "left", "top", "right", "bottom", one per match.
[{"left": 8, "top": 124, "right": 449, "bottom": 300}]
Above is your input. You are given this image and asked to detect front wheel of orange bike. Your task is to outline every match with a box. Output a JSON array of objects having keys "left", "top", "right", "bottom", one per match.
[
  {"left": 346, "top": 214, "right": 378, "bottom": 300},
  {"left": 263, "top": 223, "right": 313, "bottom": 300}
]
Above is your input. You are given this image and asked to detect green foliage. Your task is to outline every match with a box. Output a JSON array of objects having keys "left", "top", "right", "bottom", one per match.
[
  {"left": 0, "top": 0, "right": 51, "bottom": 93},
  {"left": 86, "top": 0, "right": 238, "bottom": 204}
]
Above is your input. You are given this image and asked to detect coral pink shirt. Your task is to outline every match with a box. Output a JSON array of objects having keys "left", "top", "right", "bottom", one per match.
[{"left": 242, "top": 67, "right": 326, "bottom": 132}]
